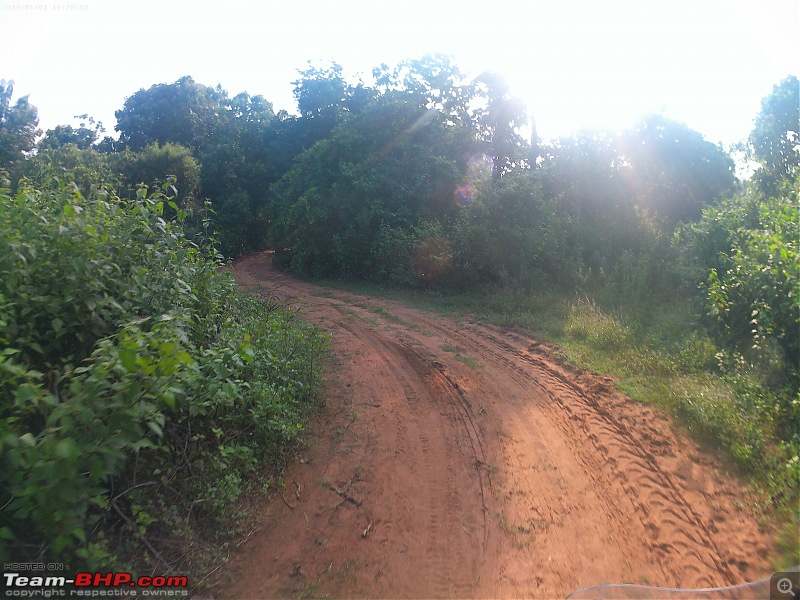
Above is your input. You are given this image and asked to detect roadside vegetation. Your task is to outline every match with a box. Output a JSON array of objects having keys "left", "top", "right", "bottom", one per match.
[
  {"left": 0, "top": 63, "right": 797, "bottom": 576},
  {"left": 0, "top": 169, "right": 324, "bottom": 578}
]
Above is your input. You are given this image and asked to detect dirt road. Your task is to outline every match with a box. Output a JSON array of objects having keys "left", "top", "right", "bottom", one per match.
[{"left": 222, "top": 252, "right": 773, "bottom": 599}]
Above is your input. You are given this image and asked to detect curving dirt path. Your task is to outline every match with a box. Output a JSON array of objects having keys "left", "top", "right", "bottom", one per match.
[{"left": 221, "top": 251, "right": 773, "bottom": 599}]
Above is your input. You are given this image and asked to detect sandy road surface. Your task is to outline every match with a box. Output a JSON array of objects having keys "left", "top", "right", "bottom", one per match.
[{"left": 222, "top": 251, "right": 772, "bottom": 599}]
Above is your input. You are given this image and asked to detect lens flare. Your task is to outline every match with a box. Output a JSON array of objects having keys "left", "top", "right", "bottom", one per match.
[
  {"left": 454, "top": 184, "right": 475, "bottom": 206},
  {"left": 453, "top": 153, "right": 492, "bottom": 208}
]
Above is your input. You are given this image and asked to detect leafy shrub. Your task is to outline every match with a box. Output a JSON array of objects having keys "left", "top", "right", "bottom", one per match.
[
  {"left": 681, "top": 180, "right": 798, "bottom": 400},
  {"left": 267, "top": 91, "right": 466, "bottom": 279},
  {"left": 112, "top": 142, "right": 201, "bottom": 206},
  {"left": 705, "top": 184, "right": 799, "bottom": 368},
  {"left": 0, "top": 171, "right": 324, "bottom": 573},
  {"left": 16, "top": 144, "right": 116, "bottom": 197}
]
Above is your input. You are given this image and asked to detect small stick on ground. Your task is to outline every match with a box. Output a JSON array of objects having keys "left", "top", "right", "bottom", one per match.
[
  {"left": 294, "top": 480, "right": 301, "bottom": 502},
  {"left": 329, "top": 485, "right": 362, "bottom": 507},
  {"left": 362, "top": 519, "right": 373, "bottom": 538},
  {"left": 321, "top": 497, "right": 347, "bottom": 514},
  {"left": 343, "top": 413, "right": 359, "bottom": 431},
  {"left": 281, "top": 493, "right": 295, "bottom": 510}
]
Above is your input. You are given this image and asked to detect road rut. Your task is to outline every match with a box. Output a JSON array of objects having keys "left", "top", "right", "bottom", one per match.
[{"left": 222, "top": 252, "right": 772, "bottom": 599}]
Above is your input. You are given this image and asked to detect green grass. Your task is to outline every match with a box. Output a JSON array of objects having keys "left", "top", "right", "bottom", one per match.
[
  {"left": 441, "top": 344, "right": 479, "bottom": 368},
  {"left": 367, "top": 304, "right": 404, "bottom": 324}
]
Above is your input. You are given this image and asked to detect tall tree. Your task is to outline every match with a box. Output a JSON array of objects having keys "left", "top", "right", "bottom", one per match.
[
  {"left": 291, "top": 61, "right": 363, "bottom": 147},
  {"left": 39, "top": 115, "right": 104, "bottom": 151},
  {"left": 749, "top": 75, "right": 799, "bottom": 193},
  {"left": 198, "top": 92, "right": 281, "bottom": 256},
  {"left": 293, "top": 61, "right": 350, "bottom": 121},
  {"left": 620, "top": 115, "right": 735, "bottom": 225},
  {"left": 541, "top": 131, "right": 626, "bottom": 216},
  {"left": 473, "top": 72, "right": 528, "bottom": 182},
  {"left": 115, "top": 76, "right": 228, "bottom": 152},
  {"left": 268, "top": 90, "right": 465, "bottom": 278},
  {"left": 373, "top": 54, "right": 475, "bottom": 128},
  {"left": 0, "top": 80, "right": 40, "bottom": 168}
]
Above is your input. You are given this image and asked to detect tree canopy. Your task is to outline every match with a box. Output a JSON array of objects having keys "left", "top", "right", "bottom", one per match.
[
  {"left": 39, "top": 115, "right": 104, "bottom": 151},
  {"left": 620, "top": 114, "right": 736, "bottom": 225},
  {"left": 115, "top": 76, "right": 230, "bottom": 152},
  {"left": 749, "top": 75, "right": 800, "bottom": 193},
  {"left": 0, "top": 80, "right": 40, "bottom": 168}
]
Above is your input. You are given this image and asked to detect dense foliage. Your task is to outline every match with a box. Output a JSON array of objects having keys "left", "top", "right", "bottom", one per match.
[
  {"left": 0, "top": 80, "right": 40, "bottom": 168},
  {"left": 749, "top": 75, "right": 800, "bottom": 194},
  {"left": 0, "top": 171, "right": 324, "bottom": 571},
  {"left": 269, "top": 91, "right": 470, "bottom": 279}
]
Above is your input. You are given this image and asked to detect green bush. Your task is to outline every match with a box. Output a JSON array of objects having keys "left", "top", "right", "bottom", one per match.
[
  {"left": 706, "top": 187, "right": 799, "bottom": 366},
  {"left": 0, "top": 171, "right": 324, "bottom": 573},
  {"left": 681, "top": 181, "right": 798, "bottom": 366},
  {"left": 267, "top": 92, "right": 466, "bottom": 280},
  {"left": 112, "top": 142, "right": 201, "bottom": 207},
  {"left": 679, "top": 180, "right": 799, "bottom": 441},
  {"left": 16, "top": 144, "right": 116, "bottom": 197}
]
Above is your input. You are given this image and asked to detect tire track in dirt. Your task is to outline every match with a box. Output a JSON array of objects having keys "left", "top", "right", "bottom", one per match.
[
  {"left": 221, "top": 252, "right": 774, "bottom": 599},
  {"left": 378, "top": 314, "right": 673, "bottom": 592},
  {"left": 389, "top": 314, "right": 768, "bottom": 584},
  {"left": 354, "top": 332, "right": 484, "bottom": 597},
  {"left": 399, "top": 317, "right": 768, "bottom": 590}
]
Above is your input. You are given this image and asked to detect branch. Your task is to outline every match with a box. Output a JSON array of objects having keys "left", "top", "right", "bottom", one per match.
[
  {"left": 111, "top": 498, "right": 177, "bottom": 575},
  {"left": 328, "top": 485, "right": 362, "bottom": 507}
]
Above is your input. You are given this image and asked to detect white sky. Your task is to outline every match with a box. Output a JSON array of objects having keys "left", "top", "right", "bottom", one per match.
[{"left": 1, "top": 0, "right": 798, "bottom": 146}]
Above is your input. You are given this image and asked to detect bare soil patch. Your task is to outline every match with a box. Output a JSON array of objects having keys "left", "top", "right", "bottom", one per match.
[{"left": 220, "top": 251, "right": 773, "bottom": 599}]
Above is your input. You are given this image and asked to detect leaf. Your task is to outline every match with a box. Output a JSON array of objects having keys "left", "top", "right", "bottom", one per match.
[
  {"left": 241, "top": 344, "right": 255, "bottom": 365},
  {"left": 55, "top": 438, "right": 79, "bottom": 459},
  {"left": 90, "top": 494, "right": 109, "bottom": 509},
  {"left": 175, "top": 351, "right": 193, "bottom": 365},
  {"left": 19, "top": 433, "right": 36, "bottom": 448},
  {"left": 119, "top": 347, "right": 137, "bottom": 372},
  {"left": 159, "top": 341, "right": 177, "bottom": 356},
  {"left": 14, "top": 384, "right": 39, "bottom": 407}
]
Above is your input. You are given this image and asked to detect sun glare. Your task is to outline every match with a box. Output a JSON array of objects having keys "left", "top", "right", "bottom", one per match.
[
  {"left": 446, "top": 0, "right": 798, "bottom": 144},
  {"left": 0, "top": 0, "right": 796, "bottom": 146}
]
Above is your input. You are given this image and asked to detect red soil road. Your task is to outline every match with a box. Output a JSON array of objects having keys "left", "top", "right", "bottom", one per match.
[{"left": 222, "top": 251, "right": 773, "bottom": 599}]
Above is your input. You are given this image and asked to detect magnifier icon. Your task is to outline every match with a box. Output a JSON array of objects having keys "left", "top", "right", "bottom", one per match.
[{"left": 777, "top": 577, "right": 795, "bottom": 596}]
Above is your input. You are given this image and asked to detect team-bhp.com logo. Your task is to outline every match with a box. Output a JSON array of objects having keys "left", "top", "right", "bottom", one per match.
[{"left": 3, "top": 571, "right": 189, "bottom": 597}]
